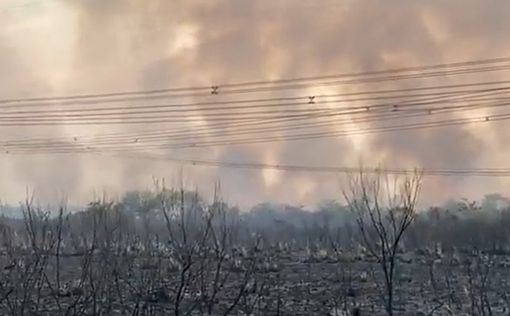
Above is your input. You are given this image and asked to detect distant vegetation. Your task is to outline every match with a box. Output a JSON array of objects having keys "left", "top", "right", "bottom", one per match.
[
  {"left": 114, "top": 189, "right": 510, "bottom": 255},
  {"left": 2, "top": 190, "right": 510, "bottom": 253},
  {"left": 0, "top": 177, "right": 509, "bottom": 315}
]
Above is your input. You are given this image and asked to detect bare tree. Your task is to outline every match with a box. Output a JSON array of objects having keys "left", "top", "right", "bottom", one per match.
[{"left": 343, "top": 169, "right": 422, "bottom": 315}]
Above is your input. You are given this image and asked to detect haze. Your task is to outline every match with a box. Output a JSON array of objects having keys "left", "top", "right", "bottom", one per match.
[{"left": 1, "top": 0, "right": 510, "bottom": 209}]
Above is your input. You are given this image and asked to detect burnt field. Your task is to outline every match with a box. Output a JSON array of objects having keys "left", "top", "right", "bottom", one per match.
[
  {"left": 1, "top": 181, "right": 510, "bottom": 315},
  {"left": 1, "top": 240, "right": 510, "bottom": 315}
]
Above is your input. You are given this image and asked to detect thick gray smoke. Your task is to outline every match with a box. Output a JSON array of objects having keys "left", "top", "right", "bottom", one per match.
[{"left": 1, "top": 0, "right": 510, "bottom": 208}]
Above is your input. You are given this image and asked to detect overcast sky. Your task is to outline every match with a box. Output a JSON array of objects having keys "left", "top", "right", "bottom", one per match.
[{"left": 1, "top": 0, "right": 510, "bottom": 209}]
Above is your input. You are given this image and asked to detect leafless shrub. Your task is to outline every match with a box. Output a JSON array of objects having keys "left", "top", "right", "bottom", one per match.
[{"left": 343, "top": 168, "right": 422, "bottom": 315}]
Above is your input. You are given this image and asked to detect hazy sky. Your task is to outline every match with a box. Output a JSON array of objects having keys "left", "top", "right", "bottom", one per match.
[{"left": 1, "top": 0, "right": 510, "bottom": 209}]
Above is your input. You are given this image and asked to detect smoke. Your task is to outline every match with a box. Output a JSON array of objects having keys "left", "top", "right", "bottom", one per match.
[{"left": 1, "top": 0, "right": 510, "bottom": 208}]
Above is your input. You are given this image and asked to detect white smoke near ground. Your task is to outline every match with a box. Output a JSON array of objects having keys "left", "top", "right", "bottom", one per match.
[{"left": 0, "top": 0, "right": 510, "bottom": 208}]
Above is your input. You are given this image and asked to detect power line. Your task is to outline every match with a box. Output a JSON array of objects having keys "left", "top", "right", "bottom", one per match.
[
  {"left": 2, "top": 110, "right": 508, "bottom": 154},
  {"left": 218, "top": 65, "right": 510, "bottom": 96},
  {"left": 3, "top": 79, "right": 510, "bottom": 112},
  {"left": 1, "top": 57, "right": 509, "bottom": 166},
  {"left": 49, "top": 152, "right": 510, "bottom": 177},
  {"left": 0, "top": 88, "right": 507, "bottom": 126},
  {"left": 2, "top": 56, "right": 510, "bottom": 105},
  {"left": 3, "top": 92, "right": 510, "bottom": 150},
  {"left": 0, "top": 96, "right": 497, "bottom": 121},
  {"left": 1, "top": 84, "right": 509, "bottom": 117},
  {"left": 1, "top": 81, "right": 508, "bottom": 147},
  {"left": 2, "top": 99, "right": 509, "bottom": 150}
]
